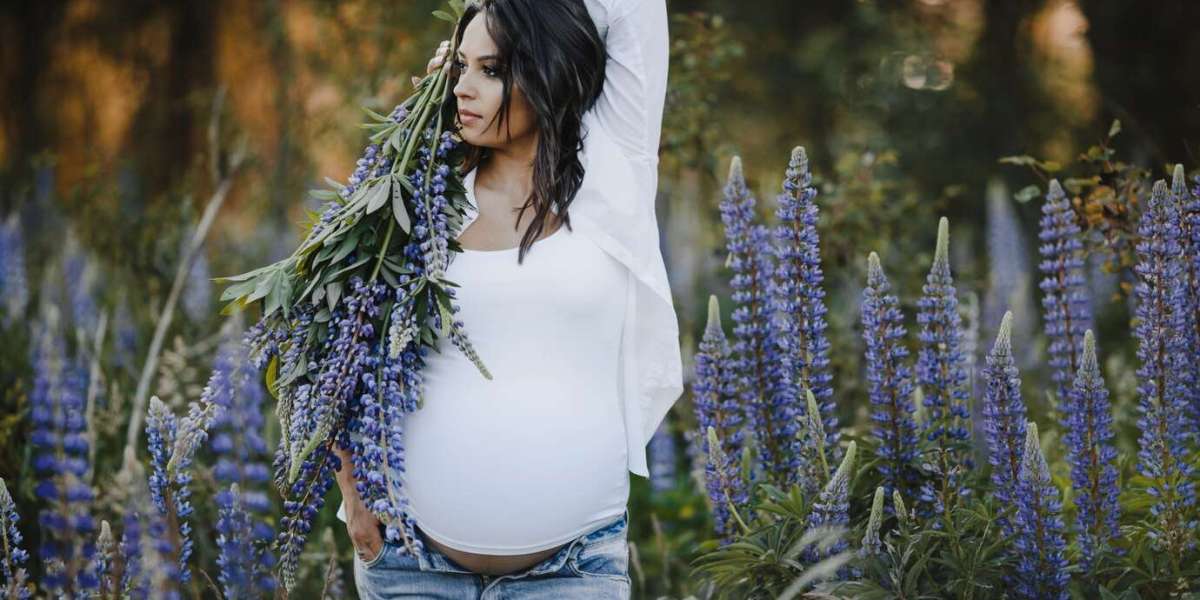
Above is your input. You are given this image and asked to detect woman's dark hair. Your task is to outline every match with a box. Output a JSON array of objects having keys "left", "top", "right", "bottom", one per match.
[{"left": 448, "top": 0, "right": 606, "bottom": 263}]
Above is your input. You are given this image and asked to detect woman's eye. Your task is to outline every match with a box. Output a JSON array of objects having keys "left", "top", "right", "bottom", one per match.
[{"left": 454, "top": 59, "right": 499, "bottom": 78}]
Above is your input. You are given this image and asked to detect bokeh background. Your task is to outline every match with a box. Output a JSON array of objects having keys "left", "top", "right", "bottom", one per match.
[{"left": 1, "top": 0, "right": 1198, "bottom": 597}]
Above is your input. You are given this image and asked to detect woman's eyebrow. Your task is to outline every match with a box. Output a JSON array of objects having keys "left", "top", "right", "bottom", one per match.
[{"left": 456, "top": 49, "right": 500, "bottom": 61}]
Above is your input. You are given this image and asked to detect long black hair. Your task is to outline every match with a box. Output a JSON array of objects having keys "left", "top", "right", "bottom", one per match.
[{"left": 447, "top": 0, "right": 606, "bottom": 263}]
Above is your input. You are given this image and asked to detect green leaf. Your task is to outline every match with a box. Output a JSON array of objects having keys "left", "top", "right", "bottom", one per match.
[
  {"left": 219, "top": 277, "right": 260, "bottom": 302},
  {"left": 324, "top": 177, "right": 346, "bottom": 192},
  {"left": 366, "top": 177, "right": 392, "bottom": 215},
  {"left": 212, "top": 263, "right": 276, "bottom": 284},
  {"left": 1014, "top": 184, "right": 1041, "bottom": 204},
  {"left": 1108, "top": 119, "right": 1121, "bottom": 138},
  {"left": 329, "top": 231, "right": 359, "bottom": 266},
  {"left": 362, "top": 105, "right": 390, "bottom": 122},
  {"left": 432, "top": 9, "right": 455, "bottom": 22},
  {"left": 388, "top": 126, "right": 405, "bottom": 155},
  {"left": 265, "top": 356, "right": 280, "bottom": 400},
  {"left": 326, "top": 280, "right": 343, "bottom": 312},
  {"left": 392, "top": 176, "right": 412, "bottom": 234}
]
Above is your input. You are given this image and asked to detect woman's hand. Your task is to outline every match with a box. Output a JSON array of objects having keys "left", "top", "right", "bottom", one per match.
[
  {"left": 332, "top": 444, "right": 385, "bottom": 563},
  {"left": 412, "top": 39, "right": 452, "bottom": 88}
]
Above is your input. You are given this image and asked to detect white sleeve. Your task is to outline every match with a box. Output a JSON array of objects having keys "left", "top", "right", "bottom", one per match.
[{"left": 582, "top": 0, "right": 670, "bottom": 168}]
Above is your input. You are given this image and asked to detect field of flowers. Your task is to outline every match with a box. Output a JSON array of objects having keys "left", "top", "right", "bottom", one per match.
[{"left": 2, "top": 130, "right": 1198, "bottom": 598}]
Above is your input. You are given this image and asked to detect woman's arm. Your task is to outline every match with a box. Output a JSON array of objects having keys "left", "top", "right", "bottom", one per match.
[{"left": 583, "top": 0, "right": 670, "bottom": 167}]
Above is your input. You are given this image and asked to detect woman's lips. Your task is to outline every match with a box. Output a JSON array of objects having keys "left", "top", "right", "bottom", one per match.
[{"left": 458, "top": 110, "right": 482, "bottom": 125}]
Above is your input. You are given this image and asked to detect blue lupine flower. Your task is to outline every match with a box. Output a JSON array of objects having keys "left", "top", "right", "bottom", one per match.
[
  {"left": 119, "top": 448, "right": 180, "bottom": 599},
  {"left": 982, "top": 311, "right": 1028, "bottom": 534},
  {"left": 0, "top": 214, "right": 30, "bottom": 328},
  {"left": 860, "top": 252, "right": 919, "bottom": 501},
  {"left": 145, "top": 395, "right": 220, "bottom": 585},
  {"left": 1062, "top": 330, "right": 1120, "bottom": 569},
  {"left": 770, "top": 147, "right": 839, "bottom": 489},
  {"left": 0, "top": 478, "right": 32, "bottom": 600},
  {"left": 648, "top": 419, "right": 677, "bottom": 494},
  {"left": 29, "top": 316, "right": 98, "bottom": 596},
  {"left": 1038, "top": 179, "right": 1094, "bottom": 410},
  {"left": 805, "top": 441, "right": 857, "bottom": 580},
  {"left": 182, "top": 245, "right": 213, "bottom": 323},
  {"left": 915, "top": 218, "right": 973, "bottom": 519},
  {"left": 210, "top": 334, "right": 274, "bottom": 517},
  {"left": 276, "top": 445, "right": 338, "bottom": 592},
  {"left": 1132, "top": 178, "right": 1196, "bottom": 552},
  {"left": 215, "top": 484, "right": 274, "bottom": 598},
  {"left": 693, "top": 296, "right": 750, "bottom": 541},
  {"left": 720, "top": 156, "right": 796, "bottom": 489},
  {"left": 1011, "top": 422, "right": 1069, "bottom": 600}
]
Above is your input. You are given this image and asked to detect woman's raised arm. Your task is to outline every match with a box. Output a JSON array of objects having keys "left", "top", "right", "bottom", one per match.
[{"left": 582, "top": 0, "right": 670, "bottom": 169}]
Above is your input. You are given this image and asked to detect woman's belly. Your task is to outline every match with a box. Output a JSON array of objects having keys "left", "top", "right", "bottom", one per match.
[{"left": 400, "top": 337, "right": 631, "bottom": 561}]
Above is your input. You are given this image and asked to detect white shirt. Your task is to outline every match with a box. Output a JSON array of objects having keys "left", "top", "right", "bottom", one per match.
[
  {"left": 337, "top": 0, "right": 682, "bottom": 525},
  {"left": 398, "top": 195, "right": 631, "bottom": 553}
]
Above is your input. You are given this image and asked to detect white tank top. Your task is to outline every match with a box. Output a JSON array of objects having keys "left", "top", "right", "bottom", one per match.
[{"left": 397, "top": 176, "right": 631, "bottom": 555}]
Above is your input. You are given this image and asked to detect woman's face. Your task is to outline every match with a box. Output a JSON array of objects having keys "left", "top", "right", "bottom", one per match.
[{"left": 452, "top": 14, "right": 537, "bottom": 148}]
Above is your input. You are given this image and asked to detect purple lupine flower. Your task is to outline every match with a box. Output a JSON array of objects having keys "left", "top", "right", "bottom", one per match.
[
  {"left": 915, "top": 218, "right": 973, "bottom": 520},
  {"left": 119, "top": 448, "right": 180, "bottom": 599},
  {"left": 770, "top": 147, "right": 839, "bottom": 488},
  {"left": 1011, "top": 422, "right": 1069, "bottom": 600},
  {"left": 860, "top": 252, "right": 919, "bottom": 501},
  {"left": 720, "top": 156, "right": 796, "bottom": 489},
  {"left": 1038, "top": 179, "right": 1094, "bottom": 412},
  {"left": 208, "top": 333, "right": 277, "bottom": 591},
  {"left": 276, "top": 445, "right": 338, "bottom": 591},
  {"left": 703, "top": 427, "right": 747, "bottom": 546},
  {"left": 0, "top": 478, "right": 32, "bottom": 600},
  {"left": 648, "top": 418, "right": 678, "bottom": 494},
  {"left": 215, "top": 484, "right": 274, "bottom": 599},
  {"left": 804, "top": 441, "right": 857, "bottom": 580},
  {"left": 29, "top": 317, "right": 98, "bottom": 596},
  {"left": 982, "top": 311, "right": 1028, "bottom": 535},
  {"left": 145, "top": 395, "right": 220, "bottom": 585},
  {"left": 343, "top": 279, "right": 423, "bottom": 552},
  {"left": 182, "top": 245, "right": 213, "bottom": 323},
  {"left": 1062, "top": 330, "right": 1120, "bottom": 569},
  {"left": 693, "top": 295, "right": 750, "bottom": 541},
  {"left": 1133, "top": 178, "right": 1196, "bottom": 553},
  {"left": 0, "top": 214, "right": 30, "bottom": 327}
]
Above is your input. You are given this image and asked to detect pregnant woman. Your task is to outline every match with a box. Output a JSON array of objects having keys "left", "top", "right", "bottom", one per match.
[{"left": 333, "top": 0, "right": 682, "bottom": 597}]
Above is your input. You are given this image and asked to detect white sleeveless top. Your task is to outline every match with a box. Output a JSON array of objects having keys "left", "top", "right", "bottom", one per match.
[{"left": 349, "top": 167, "right": 631, "bottom": 555}]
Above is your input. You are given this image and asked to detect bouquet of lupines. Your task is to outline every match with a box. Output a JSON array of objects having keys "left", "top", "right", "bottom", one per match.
[{"left": 213, "top": 1, "right": 488, "bottom": 590}]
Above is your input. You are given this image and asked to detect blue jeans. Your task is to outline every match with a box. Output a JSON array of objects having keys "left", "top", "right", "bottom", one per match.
[{"left": 354, "top": 509, "right": 631, "bottom": 599}]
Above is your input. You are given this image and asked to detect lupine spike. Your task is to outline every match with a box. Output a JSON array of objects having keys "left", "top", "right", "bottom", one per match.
[
  {"left": 1062, "top": 330, "right": 1120, "bottom": 569},
  {"left": 1038, "top": 179, "right": 1095, "bottom": 413},
  {"left": 28, "top": 311, "right": 98, "bottom": 596},
  {"left": 704, "top": 426, "right": 749, "bottom": 544},
  {"left": 0, "top": 478, "right": 32, "bottom": 600},
  {"left": 771, "top": 146, "right": 839, "bottom": 490},
  {"left": 693, "top": 296, "right": 751, "bottom": 541},
  {"left": 1175, "top": 166, "right": 1200, "bottom": 432},
  {"left": 1132, "top": 178, "right": 1196, "bottom": 554},
  {"left": 0, "top": 214, "right": 30, "bottom": 327},
  {"left": 1012, "top": 422, "right": 1069, "bottom": 599},
  {"left": 860, "top": 486, "right": 886, "bottom": 558},
  {"left": 804, "top": 441, "right": 857, "bottom": 579},
  {"left": 893, "top": 489, "right": 910, "bottom": 528},
  {"left": 803, "top": 388, "right": 830, "bottom": 487},
  {"left": 915, "top": 217, "right": 974, "bottom": 521},
  {"left": 982, "top": 311, "right": 1029, "bottom": 534},
  {"left": 720, "top": 154, "right": 795, "bottom": 489},
  {"left": 861, "top": 252, "right": 920, "bottom": 502},
  {"left": 94, "top": 520, "right": 113, "bottom": 598}
]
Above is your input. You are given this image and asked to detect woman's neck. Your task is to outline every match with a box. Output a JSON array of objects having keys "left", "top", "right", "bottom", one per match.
[{"left": 476, "top": 143, "right": 537, "bottom": 207}]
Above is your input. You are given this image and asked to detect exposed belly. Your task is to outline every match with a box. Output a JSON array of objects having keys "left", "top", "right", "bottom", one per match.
[{"left": 420, "top": 525, "right": 566, "bottom": 575}]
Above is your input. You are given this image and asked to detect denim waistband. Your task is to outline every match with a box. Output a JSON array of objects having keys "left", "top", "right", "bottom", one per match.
[{"left": 408, "top": 508, "right": 629, "bottom": 577}]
